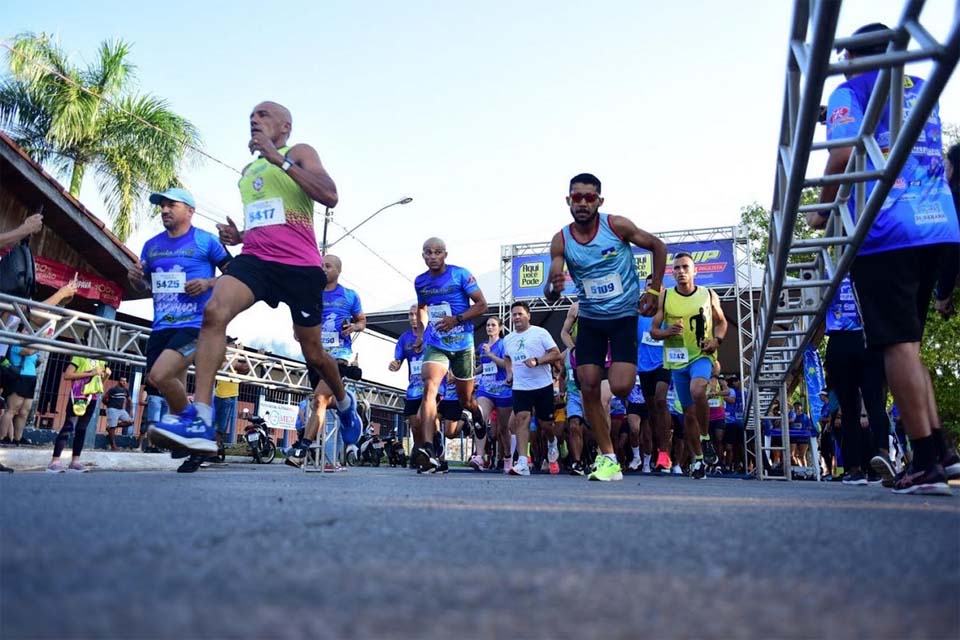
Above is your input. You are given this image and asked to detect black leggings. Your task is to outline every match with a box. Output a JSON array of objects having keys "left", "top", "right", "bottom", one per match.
[
  {"left": 824, "top": 331, "right": 889, "bottom": 470},
  {"left": 53, "top": 399, "right": 98, "bottom": 459}
]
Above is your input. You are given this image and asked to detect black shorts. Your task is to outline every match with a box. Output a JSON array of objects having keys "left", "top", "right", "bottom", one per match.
[
  {"left": 146, "top": 328, "right": 200, "bottom": 374},
  {"left": 438, "top": 399, "right": 462, "bottom": 421},
  {"left": 4, "top": 374, "right": 36, "bottom": 398},
  {"left": 723, "top": 421, "right": 743, "bottom": 445},
  {"left": 626, "top": 402, "right": 648, "bottom": 419},
  {"left": 226, "top": 254, "right": 327, "bottom": 327},
  {"left": 850, "top": 243, "right": 955, "bottom": 349},
  {"left": 308, "top": 366, "right": 321, "bottom": 391},
  {"left": 638, "top": 367, "right": 671, "bottom": 400},
  {"left": 512, "top": 384, "right": 555, "bottom": 422},
  {"left": 709, "top": 419, "right": 725, "bottom": 436},
  {"left": 404, "top": 397, "right": 422, "bottom": 417},
  {"left": 575, "top": 315, "right": 638, "bottom": 367}
]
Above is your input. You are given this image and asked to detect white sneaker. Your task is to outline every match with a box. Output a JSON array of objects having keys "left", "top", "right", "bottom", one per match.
[
  {"left": 642, "top": 463, "right": 651, "bottom": 474},
  {"left": 469, "top": 454, "right": 485, "bottom": 472},
  {"left": 540, "top": 459, "right": 549, "bottom": 472},
  {"left": 510, "top": 457, "right": 531, "bottom": 476},
  {"left": 671, "top": 465, "right": 683, "bottom": 475},
  {"left": 628, "top": 457, "right": 642, "bottom": 471}
]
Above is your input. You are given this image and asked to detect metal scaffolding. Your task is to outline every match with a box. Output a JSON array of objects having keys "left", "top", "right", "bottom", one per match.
[
  {"left": 0, "top": 292, "right": 405, "bottom": 411},
  {"left": 747, "top": 0, "right": 960, "bottom": 480}
]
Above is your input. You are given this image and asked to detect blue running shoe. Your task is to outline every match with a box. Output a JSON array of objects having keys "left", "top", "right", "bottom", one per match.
[
  {"left": 148, "top": 405, "right": 217, "bottom": 454},
  {"left": 335, "top": 390, "right": 363, "bottom": 445}
]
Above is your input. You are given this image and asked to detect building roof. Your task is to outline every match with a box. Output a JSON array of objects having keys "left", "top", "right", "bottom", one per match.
[{"left": 0, "top": 132, "right": 147, "bottom": 300}]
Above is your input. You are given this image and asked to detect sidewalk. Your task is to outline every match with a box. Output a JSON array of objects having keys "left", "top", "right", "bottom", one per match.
[{"left": 0, "top": 448, "right": 253, "bottom": 472}]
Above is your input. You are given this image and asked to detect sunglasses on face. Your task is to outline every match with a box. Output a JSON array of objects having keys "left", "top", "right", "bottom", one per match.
[{"left": 569, "top": 192, "right": 599, "bottom": 204}]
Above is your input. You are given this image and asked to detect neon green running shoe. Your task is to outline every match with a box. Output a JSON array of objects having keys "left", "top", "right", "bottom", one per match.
[{"left": 588, "top": 455, "right": 623, "bottom": 482}]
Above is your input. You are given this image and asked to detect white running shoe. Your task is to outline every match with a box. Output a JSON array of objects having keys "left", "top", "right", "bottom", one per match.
[
  {"left": 469, "top": 454, "right": 485, "bottom": 472},
  {"left": 642, "top": 463, "right": 651, "bottom": 474},
  {"left": 671, "top": 465, "right": 683, "bottom": 475},
  {"left": 628, "top": 457, "right": 642, "bottom": 471},
  {"left": 510, "top": 457, "right": 531, "bottom": 476}
]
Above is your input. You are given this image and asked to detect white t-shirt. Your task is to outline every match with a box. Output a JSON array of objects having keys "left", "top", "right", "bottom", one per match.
[{"left": 503, "top": 326, "right": 557, "bottom": 391}]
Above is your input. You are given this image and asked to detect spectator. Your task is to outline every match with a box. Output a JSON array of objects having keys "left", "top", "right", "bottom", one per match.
[
  {"left": 47, "top": 356, "right": 109, "bottom": 473},
  {"left": 0, "top": 333, "right": 42, "bottom": 446},
  {"left": 788, "top": 400, "right": 814, "bottom": 469},
  {"left": 0, "top": 213, "right": 43, "bottom": 252},
  {"left": 137, "top": 385, "right": 167, "bottom": 453},
  {"left": 104, "top": 377, "right": 134, "bottom": 451}
]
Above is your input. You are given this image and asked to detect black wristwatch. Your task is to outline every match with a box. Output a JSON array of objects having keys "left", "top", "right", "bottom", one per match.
[
  {"left": 716, "top": 335, "right": 724, "bottom": 344},
  {"left": 455, "top": 313, "right": 464, "bottom": 324}
]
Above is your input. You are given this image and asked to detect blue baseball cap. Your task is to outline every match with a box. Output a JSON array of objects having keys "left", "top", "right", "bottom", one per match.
[{"left": 149, "top": 187, "right": 196, "bottom": 208}]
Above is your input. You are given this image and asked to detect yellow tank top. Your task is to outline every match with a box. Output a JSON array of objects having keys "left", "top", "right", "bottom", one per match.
[
  {"left": 662, "top": 286, "right": 715, "bottom": 370},
  {"left": 237, "top": 145, "right": 322, "bottom": 266}
]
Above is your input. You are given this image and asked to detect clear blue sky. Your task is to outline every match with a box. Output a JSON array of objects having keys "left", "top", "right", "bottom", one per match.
[{"left": 5, "top": 0, "right": 958, "bottom": 387}]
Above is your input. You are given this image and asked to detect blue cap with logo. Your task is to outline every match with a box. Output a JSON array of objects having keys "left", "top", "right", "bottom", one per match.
[{"left": 148, "top": 187, "right": 196, "bottom": 208}]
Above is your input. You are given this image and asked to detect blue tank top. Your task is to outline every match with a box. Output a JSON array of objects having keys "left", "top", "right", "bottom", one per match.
[
  {"left": 636, "top": 315, "right": 664, "bottom": 372},
  {"left": 827, "top": 71, "right": 959, "bottom": 254},
  {"left": 825, "top": 276, "right": 862, "bottom": 333},
  {"left": 561, "top": 214, "right": 641, "bottom": 319},
  {"left": 394, "top": 330, "right": 424, "bottom": 400},
  {"left": 321, "top": 285, "right": 363, "bottom": 361}
]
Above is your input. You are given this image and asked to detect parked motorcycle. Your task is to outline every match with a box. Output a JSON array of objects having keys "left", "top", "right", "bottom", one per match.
[
  {"left": 354, "top": 426, "right": 385, "bottom": 466},
  {"left": 241, "top": 409, "right": 276, "bottom": 464}
]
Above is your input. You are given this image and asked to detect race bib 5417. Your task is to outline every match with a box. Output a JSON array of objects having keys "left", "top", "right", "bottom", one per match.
[{"left": 244, "top": 197, "right": 286, "bottom": 230}]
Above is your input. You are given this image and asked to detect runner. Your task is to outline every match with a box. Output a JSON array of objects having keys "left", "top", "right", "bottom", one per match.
[
  {"left": 389, "top": 305, "right": 425, "bottom": 461},
  {"left": 544, "top": 172, "right": 667, "bottom": 481},
  {"left": 563, "top": 348, "right": 587, "bottom": 476},
  {"left": 707, "top": 368, "right": 727, "bottom": 473},
  {"left": 667, "top": 380, "right": 685, "bottom": 475},
  {"left": 286, "top": 254, "right": 366, "bottom": 467},
  {"left": 149, "top": 101, "right": 362, "bottom": 454},
  {"left": 127, "top": 187, "right": 232, "bottom": 472},
  {"left": 624, "top": 378, "right": 650, "bottom": 472},
  {"left": 723, "top": 373, "right": 744, "bottom": 472},
  {"left": 475, "top": 316, "right": 512, "bottom": 471},
  {"left": 412, "top": 237, "right": 488, "bottom": 473},
  {"left": 637, "top": 275, "right": 672, "bottom": 473},
  {"left": 502, "top": 301, "right": 562, "bottom": 476},
  {"left": 649, "top": 252, "right": 728, "bottom": 479}
]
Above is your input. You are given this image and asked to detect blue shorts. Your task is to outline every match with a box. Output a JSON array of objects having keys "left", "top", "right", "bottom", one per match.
[
  {"left": 566, "top": 392, "right": 583, "bottom": 420},
  {"left": 478, "top": 391, "right": 512, "bottom": 408},
  {"left": 145, "top": 394, "right": 168, "bottom": 426},
  {"left": 671, "top": 357, "right": 713, "bottom": 409}
]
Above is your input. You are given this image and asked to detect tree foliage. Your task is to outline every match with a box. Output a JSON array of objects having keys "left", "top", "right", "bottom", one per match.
[
  {"left": 0, "top": 33, "right": 200, "bottom": 241},
  {"left": 739, "top": 187, "right": 821, "bottom": 266}
]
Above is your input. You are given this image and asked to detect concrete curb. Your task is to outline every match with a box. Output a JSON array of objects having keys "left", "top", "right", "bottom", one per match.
[{"left": 0, "top": 450, "right": 262, "bottom": 472}]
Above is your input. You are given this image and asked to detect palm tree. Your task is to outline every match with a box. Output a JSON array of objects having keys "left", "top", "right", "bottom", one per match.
[{"left": 0, "top": 33, "right": 200, "bottom": 241}]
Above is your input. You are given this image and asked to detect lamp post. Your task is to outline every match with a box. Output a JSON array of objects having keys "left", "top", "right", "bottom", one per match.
[{"left": 323, "top": 197, "right": 413, "bottom": 253}]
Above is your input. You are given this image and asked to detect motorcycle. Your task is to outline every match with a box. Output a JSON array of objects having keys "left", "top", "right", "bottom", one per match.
[
  {"left": 354, "top": 425, "right": 385, "bottom": 466},
  {"left": 241, "top": 409, "right": 276, "bottom": 464}
]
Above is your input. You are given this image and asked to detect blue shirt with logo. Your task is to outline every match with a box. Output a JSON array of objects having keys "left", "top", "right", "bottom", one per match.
[
  {"left": 141, "top": 227, "right": 230, "bottom": 330},
  {"left": 725, "top": 387, "right": 743, "bottom": 424},
  {"left": 477, "top": 339, "right": 511, "bottom": 399},
  {"left": 636, "top": 315, "right": 664, "bottom": 372},
  {"left": 561, "top": 213, "right": 641, "bottom": 320},
  {"left": 321, "top": 285, "right": 363, "bottom": 361},
  {"left": 415, "top": 264, "right": 480, "bottom": 352},
  {"left": 825, "top": 275, "right": 863, "bottom": 333},
  {"left": 826, "top": 71, "right": 959, "bottom": 255},
  {"left": 394, "top": 330, "right": 424, "bottom": 400},
  {"left": 440, "top": 378, "right": 459, "bottom": 402}
]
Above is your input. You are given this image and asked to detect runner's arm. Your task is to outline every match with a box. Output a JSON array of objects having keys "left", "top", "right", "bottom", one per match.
[
  {"left": 544, "top": 232, "right": 566, "bottom": 303},
  {"left": 286, "top": 143, "right": 338, "bottom": 208},
  {"left": 648, "top": 291, "right": 670, "bottom": 340},
  {"left": 609, "top": 215, "right": 667, "bottom": 316},
  {"left": 560, "top": 301, "right": 578, "bottom": 349}
]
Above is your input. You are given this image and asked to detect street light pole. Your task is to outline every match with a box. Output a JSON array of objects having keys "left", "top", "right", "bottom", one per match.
[
  {"left": 325, "top": 197, "right": 413, "bottom": 250},
  {"left": 321, "top": 207, "right": 332, "bottom": 255}
]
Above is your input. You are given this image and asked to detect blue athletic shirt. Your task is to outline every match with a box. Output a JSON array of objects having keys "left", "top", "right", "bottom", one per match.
[
  {"left": 477, "top": 339, "right": 511, "bottom": 398},
  {"left": 724, "top": 387, "right": 743, "bottom": 424},
  {"left": 415, "top": 264, "right": 480, "bottom": 352},
  {"left": 394, "top": 330, "right": 424, "bottom": 400},
  {"left": 636, "top": 315, "right": 664, "bottom": 372},
  {"left": 440, "top": 378, "right": 459, "bottom": 402},
  {"left": 561, "top": 213, "right": 641, "bottom": 319},
  {"left": 825, "top": 275, "right": 862, "bottom": 333},
  {"left": 627, "top": 377, "right": 644, "bottom": 404},
  {"left": 667, "top": 382, "right": 682, "bottom": 417},
  {"left": 321, "top": 285, "right": 363, "bottom": 361},
  {"left": 8, "top": 346, "right": 39, "bottom": 377},
  {"left": 141, "top": 227, "right": 230, "bottom": 330},
  {"left": 826, "top": 71, "right": 959, "bottom": 255}
]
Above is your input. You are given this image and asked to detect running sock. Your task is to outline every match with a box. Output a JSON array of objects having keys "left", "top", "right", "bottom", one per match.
[
  {"left": 195, "top": 402, "right": 213, "bottom": 424},
  {"left": 643, "top": 453, "right": 652, "bottom": 467},
  {"left": 700, "top": 434, "right": 710, "bottom": 442},
  {"left": 632, "top": 446, "right": 641, "bottom": 460},
  {"left": 931, "top": 429, "right": 947, "bottom": 460},
  {"left": 510, "top": 434, "right": 517, "bottom": 457},
  {"left": 911, "top": 435, "right": 937, "bottom": 470},
  {"left": 335, "top": 394, "right": 352, "bottom": 412},
  {"left": 471, "top": 407, "right": 487, "bottom": 439},
  {"left": 695, "top": 455, "right": 704, "bottom": 462},
  {"left": 603, "top": 453, "right": 618, "bottom": 462}
]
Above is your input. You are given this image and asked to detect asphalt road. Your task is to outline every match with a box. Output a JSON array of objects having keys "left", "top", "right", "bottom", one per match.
[{"left": 1, "top": 463, "right": 958, "bottom": 639}]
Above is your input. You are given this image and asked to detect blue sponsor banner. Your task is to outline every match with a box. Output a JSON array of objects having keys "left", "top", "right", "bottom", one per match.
[
  {"left": 511, "top": 239, "right": 736, "bottom": 300},
  {"left": 803, "top": 344, "right": 826, "bottom": 430}
]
